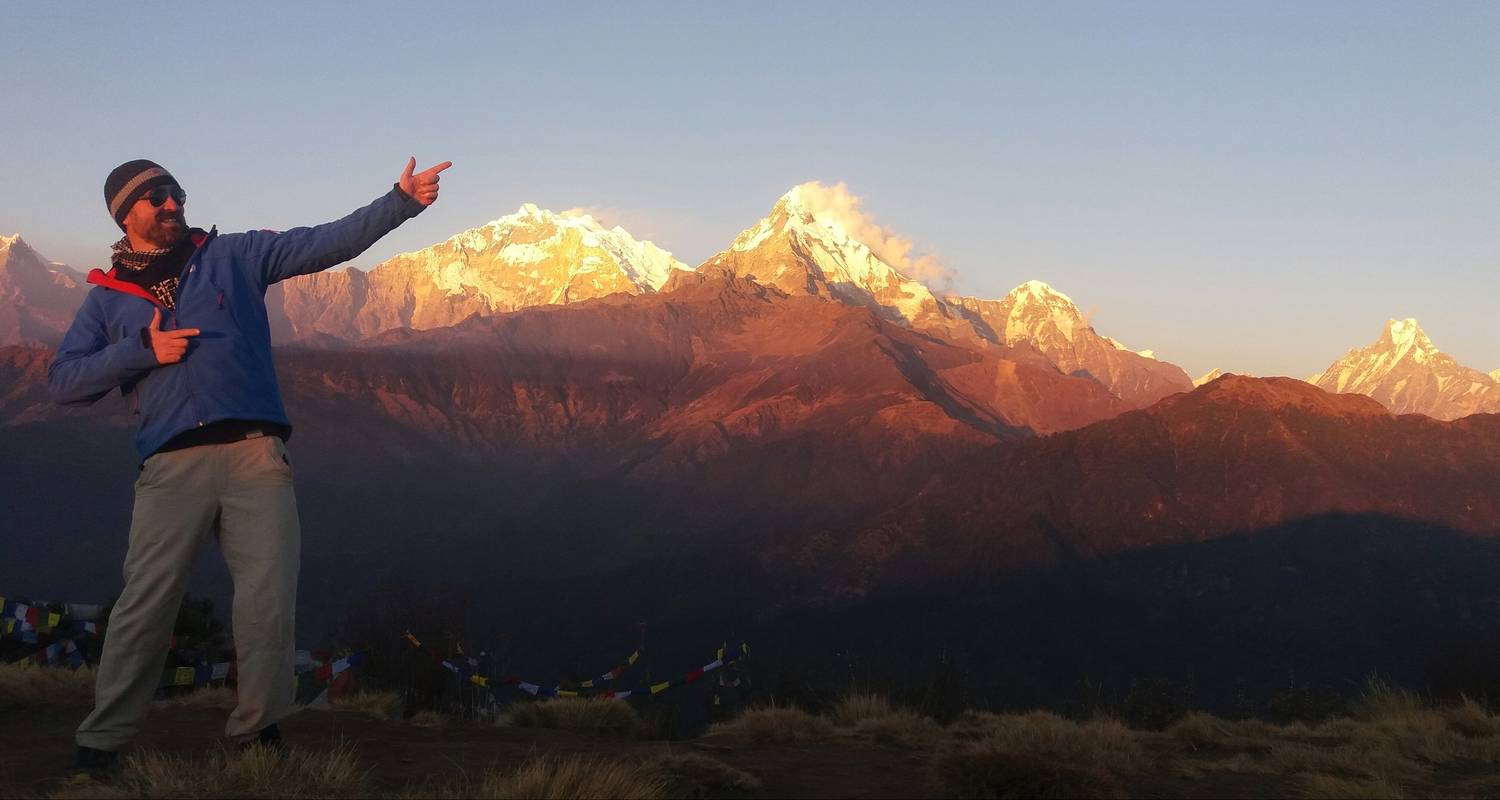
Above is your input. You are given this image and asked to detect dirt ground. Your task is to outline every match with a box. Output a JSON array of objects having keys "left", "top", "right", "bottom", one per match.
[
  {"left": 6, "top": 703, "right": 1498, "bottom": 798},
  {"left": 0, "top": 704, "right": 933, "bottom": 799}
]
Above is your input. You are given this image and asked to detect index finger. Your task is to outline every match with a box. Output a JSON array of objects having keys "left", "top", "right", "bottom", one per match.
[
  {"left": 422, "top": 161, "right": 453, "bottom": 177},
  {"left": 160, "top": 328, "right": 201, "bottom": 338}
]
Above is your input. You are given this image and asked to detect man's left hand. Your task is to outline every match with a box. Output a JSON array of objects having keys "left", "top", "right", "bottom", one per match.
[{"left": 398, "top": 157, "right": 453, "bottom": 206}]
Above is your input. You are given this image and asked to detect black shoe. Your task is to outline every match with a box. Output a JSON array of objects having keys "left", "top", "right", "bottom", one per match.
[
  {"left": 70, "top": 745, "right": 118, "bottom": 778},
  {"left": 240, "top": 724, "right": 286, "bottom": 754}
]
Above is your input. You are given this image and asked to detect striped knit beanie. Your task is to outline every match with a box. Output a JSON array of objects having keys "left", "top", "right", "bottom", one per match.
[{"left": 104, "top": 160, "right": 179, "bottom": 231}]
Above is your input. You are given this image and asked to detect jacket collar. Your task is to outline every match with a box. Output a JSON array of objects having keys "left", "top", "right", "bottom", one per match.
[{"left": 87, "top": 227, "right": 216, "bottom": 306}]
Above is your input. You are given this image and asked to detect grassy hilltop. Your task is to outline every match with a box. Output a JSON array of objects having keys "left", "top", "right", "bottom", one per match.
[{"left": 4, "top": 666, "right": 1500, "bottom": 798}]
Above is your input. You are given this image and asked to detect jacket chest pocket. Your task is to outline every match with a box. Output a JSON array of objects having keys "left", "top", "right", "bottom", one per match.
[{"left": 203, "top": 276, "right": 240, "bottom": 332}]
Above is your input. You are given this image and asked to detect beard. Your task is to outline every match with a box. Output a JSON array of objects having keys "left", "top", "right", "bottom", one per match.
[{"left": 140, "top": 210, "right": 189, "bottom": 249}]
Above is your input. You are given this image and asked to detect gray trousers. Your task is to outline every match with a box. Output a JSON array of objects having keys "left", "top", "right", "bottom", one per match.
[{"left": 76, "top": 434, "right": 300, "bottom": 750}]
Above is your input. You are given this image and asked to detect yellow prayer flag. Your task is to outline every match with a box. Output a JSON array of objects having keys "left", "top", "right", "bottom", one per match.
[
  {"left": 172, "top": 667, "right": 195, "bottom": 686},
  {"left": 559, "top": 690, "right": 578, "bottom": 698},
  {"left": 650, "top": 681, "right": 670, "bottom": 695},
  {"left": 627, "top": 651, "right": 640, "bottom": 665},
  {"left": 580, "top": 680, "right": 594, "bottom": 688},
  {"left": 48, "top": 613, "right": 61, "bottom": 628}
]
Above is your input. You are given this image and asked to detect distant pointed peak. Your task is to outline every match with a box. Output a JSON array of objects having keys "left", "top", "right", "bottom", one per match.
[
  {"left": 1490, "top": 369, "right": 1500, "bottom": 382},
  {"left": 1194, "top": 368, "right": 1224, "bottom": 387},
  {"left": 0, "top": 233, "right": 23, "bottom": 249}
]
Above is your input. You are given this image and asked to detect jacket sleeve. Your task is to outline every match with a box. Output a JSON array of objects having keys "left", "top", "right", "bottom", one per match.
[
  {"left": 230, "top": 186, "right": 426, "bottom": 288},
  {"left": 48, "top": 294, "right": 160, "bottom": 406}
]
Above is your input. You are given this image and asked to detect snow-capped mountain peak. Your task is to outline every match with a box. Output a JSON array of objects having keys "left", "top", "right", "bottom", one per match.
[
  {"left": 1381, "top": 317, "right": 1439, "bottom": 366},
  {"left": 1491, "top": 369, "right": 1500, "bottom": 382},
  {"left": 1003, "top": 279, "right": 1087, "bottom": 343},
  {"left": 439, "top": 204, "right": 691, "bottom": 294},
  {"left": 1194, "top": 368, "right": 1224, "bottom": 387},
  {"left": 269, "top": 204, "right": 694, "bottom": 341},
  {"left": 1311, "top": 318, "right": 1499, "bottom": 419},
  {"left": 715, "top": 186, "right": 940, "bottom": 323}
]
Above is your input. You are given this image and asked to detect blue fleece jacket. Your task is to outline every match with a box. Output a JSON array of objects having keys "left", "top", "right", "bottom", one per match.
[{"left": 49, "top": 187, "right": 426, "bottom": 460}]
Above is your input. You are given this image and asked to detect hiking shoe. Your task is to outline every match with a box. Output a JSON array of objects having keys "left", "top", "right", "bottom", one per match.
[
  {"left": 70, "top": 745, "right": 118, "bottom": 778},
  {"left": 239, "top": 723, "right": 287, "bottom": 754}
]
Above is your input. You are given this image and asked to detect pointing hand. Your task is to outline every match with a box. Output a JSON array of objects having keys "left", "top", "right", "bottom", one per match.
[
  {"left": 147, "top": 308, "right": 199, "bottom": 365},
  {"left": 399, "top": 157, "right": 453, "bottom": 206}
]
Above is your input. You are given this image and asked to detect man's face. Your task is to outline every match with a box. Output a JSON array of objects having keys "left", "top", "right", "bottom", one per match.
[{"left": 123, "top": 185, "right": 188, "bottom": 249}]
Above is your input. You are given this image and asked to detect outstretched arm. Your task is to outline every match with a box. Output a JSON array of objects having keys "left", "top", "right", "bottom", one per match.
[{"left": 241, "top": 158, "right": 452, "bottom": 287}]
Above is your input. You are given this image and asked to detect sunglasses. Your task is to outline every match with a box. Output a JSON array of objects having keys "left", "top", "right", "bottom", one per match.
[{"left": 144, "top": 186, "right": 187, "bottom": 207}]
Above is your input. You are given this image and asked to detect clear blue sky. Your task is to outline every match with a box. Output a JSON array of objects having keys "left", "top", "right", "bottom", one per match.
[{"left": 3, "top": 1, "right": 1496, "bottom": 378}]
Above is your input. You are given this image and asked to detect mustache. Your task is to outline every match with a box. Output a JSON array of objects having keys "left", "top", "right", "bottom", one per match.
[{"left": 155, "top": 212, "right": 185, "bottom": 224}]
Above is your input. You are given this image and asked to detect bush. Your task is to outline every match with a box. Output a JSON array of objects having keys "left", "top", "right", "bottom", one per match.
[
  {"left": 52, "top": 743, "right": 365, "bottom": 799},
  {"left": 830, "top": 693, "right": 894, "bottom": 726},
  {"left": 501, "top": 697, "right": 642, "bottom": 737},
  {"left": 855, "top": 711, "right": 945, "bottom": 749},
  {"left": 410, "top": 755, "right": 666, "bottom": 800},
  {"left": 932, "top": 711, "right": 1144, "bottom": 798},
  {"left": 327, "top": 690, "right": 401, "bottom": 720},
  {"left": 0, "top": 664, "right": 95, "bottom": 710},
  {"left": 645, "top": 751, "right": 762, "bottom": 798},
  {"left": 709, "top": 706, "right": 835, "bottom": 743}
]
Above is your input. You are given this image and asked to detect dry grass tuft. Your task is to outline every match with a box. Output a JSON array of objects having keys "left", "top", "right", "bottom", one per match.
[
  {"left": 0, "top": 664, "right": 96, "bottom": 710},
  {"left": 59, "top": 742, "right": 365, "bottom": 798},
  {"left": 408, "top": 755, "right": 666, "bottom": 800},
  {"left": 1165, "top": 711, "right": 1238, "bottom": 749},
  {"left": 709, "top": 705, "right": 835, "bottom": 744},
  {"left": 831, "top": 693, "right": 894, "bottom": 725},
  {"left": 645, "top": 751, "right": 762, "bottom": 798},
  {"left": 1442, "top": 697, "right": 1500, "bottom": 739},
  {"left": 501, "top": 697, "right": 642, "bottom": 737},
  {"left": 1352, "top": 677, "right": 1424, "bottom": 723},
  {"left": 1165, "top": 712, "right": 1289, "bottom": 753},
  {"left": 932, "top": 711, "right": 1145, "bottom": 799},
  {"left": 156, "top": 687, "right": 238, "bottom": 712},
  {"left": 827, "top": 694, "right": 942, "bottom": 748},
  {"left": 327, "top": 690, "right": 401, "bottom": 720},
  {"left": 1263, "top": 742, "right": 1425, "bottom": 787}
]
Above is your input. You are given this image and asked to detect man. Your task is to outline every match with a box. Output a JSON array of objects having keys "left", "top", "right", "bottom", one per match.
[{"left": 49, "top": 156, "right": 451, "bottom": 770}]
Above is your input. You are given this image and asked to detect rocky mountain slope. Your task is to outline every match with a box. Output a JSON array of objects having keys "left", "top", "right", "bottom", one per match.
[
  {"left": 0, "top": 235, "right": 88, "bottom": 346},
  {"left": 947, "top": 281, "right": 1194, "bottom": 407},
  {"left": 0, "top": 271, "right": 1127, "bottom": 605},
  {"left": 771, "top": 374, "right": 1500, "bottom": 596},
  {"left": 1310, "top": 318, "right": 1500, "bottom": 420}
]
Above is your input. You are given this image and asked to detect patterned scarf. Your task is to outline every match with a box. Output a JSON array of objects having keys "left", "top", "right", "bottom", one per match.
[{"left": 111, "top": 236, "right": 189, "bottom": 310}]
